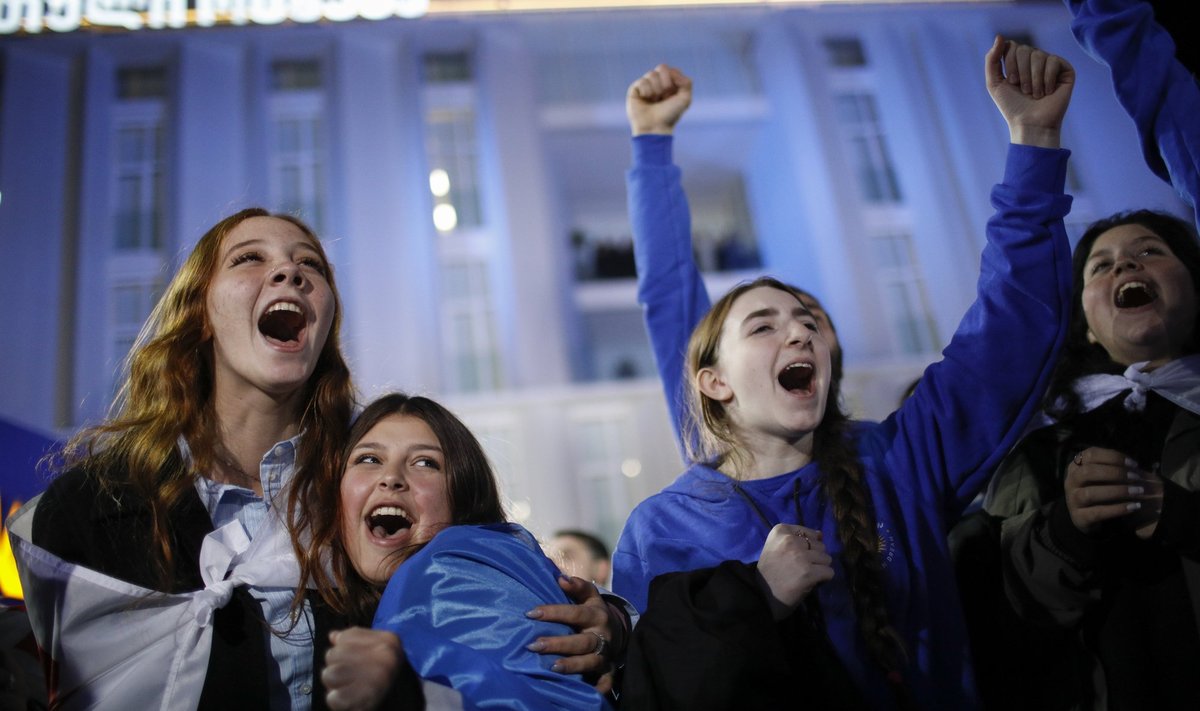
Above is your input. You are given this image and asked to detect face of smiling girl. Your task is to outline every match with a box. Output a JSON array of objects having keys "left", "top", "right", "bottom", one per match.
[
  {"left": 700, "top": 286, "right": 832, "bottom": 447},
  {"left": 205, "top": 216, "right": 335, "bottom": 402},
  {"left": 1081, "top": 223, "right": 1198, "bottom": 368},
  {"left": 339, "top": 413, "right": 454, "bottom": 587}
]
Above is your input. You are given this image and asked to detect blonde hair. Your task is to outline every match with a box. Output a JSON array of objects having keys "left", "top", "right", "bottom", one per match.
[{"left": 54, "top": 208, "right": 355, "bottom": 587}]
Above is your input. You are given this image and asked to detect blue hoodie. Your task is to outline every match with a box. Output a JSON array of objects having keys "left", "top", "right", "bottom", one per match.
[{"left": 613, "top": 135, "right": 1073, "bottom": 710}]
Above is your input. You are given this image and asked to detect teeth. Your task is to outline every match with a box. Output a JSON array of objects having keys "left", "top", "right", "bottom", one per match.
[
  {"left": 267, "top": 302, "right": 302, "bottom": 315},
  {"left": 1118, "top": 282, "right": 1147, "bottom": 297},
  {"left": 785, "top": 363, "right": 813, "bottom": 371},
  {"left": 370, "top": 505, "right": 410, "bottom": 521}
]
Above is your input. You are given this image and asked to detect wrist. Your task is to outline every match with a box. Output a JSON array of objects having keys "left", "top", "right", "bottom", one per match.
[{"left": 1009, "top": 124, "right": 1061, "bottom": 149}]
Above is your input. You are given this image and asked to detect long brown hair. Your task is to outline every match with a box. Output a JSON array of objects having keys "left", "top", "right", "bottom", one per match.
[
  {"left": 683, "top": 276, "right": 907, "bottom": 678},
  {"left": 304, "top": 393, "right": 507, "bottom": 622},
  {"left": 53, "top": 208, "right": 355, "bottom": 589}
]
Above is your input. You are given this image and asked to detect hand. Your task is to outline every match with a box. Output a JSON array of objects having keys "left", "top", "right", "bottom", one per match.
[
  {"left": 984, "top": 35, "right": 1075, "bottom": 148},
  {"left": 1064, "top": 447, "right": 1162, "bottom": 537},
  {"left": 323, "top": 627, "right": 404, "bottom": 711},
  {"left": 525, "top": 575, "right": 619, "bottom": 694},
  {"left": 626, "top": 64, "right": 693, "bottom": 136},
  {"left": 755, "top": 524, "right": 834, "bottom": 621}
]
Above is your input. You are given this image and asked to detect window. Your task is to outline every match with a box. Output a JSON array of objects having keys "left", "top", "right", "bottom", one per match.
[
  {"left": 441, "top": 259, "right": 502, "bottom": 393},
  {"left": 107, "top": 276, "right": 164, "bottom": 391},
  {"left": 425, "top": 107, "right": 483, "bottom": 232},
  {"left": 113, "top": 120, "right": 165, "bottom": 251},
  {"left": 871, "top": 232, "right": 939, "bottom": 355},
  {"left": 823, "top": 37, "right": 867, "bottom": 68},
  {"left": 268, "top": 60, "right": 326, "bottom": 229},
  {"left": 106, "top": 66, "right": 170, "bottom": 399},
  {"left": 834, "top": 92, "right": 902, "bottom": 203}
]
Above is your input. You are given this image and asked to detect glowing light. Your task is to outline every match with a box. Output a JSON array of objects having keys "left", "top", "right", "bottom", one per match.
[
  {"left": 1, "top": 500, "right": 23, "bottom": 600},
  {"left": 429, "top": 169, "right": 451, "bottom": 198},
  {"left": 433, "top": 203, "right": 458, "bottom": 232},
  {"left": 510, "top": 499, "right": 532, "bottom": 523},
  {"left": 620, "top": 458, "right": 642, "bottom": 478}
]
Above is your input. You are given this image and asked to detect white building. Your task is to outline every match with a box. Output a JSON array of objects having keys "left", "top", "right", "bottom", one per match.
[{"left": 0, "top": 0, "right": 1188, "bottom": 547}]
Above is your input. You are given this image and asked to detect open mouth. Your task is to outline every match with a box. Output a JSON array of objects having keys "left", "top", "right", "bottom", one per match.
[
  {"left": 777, "top": 362, "right": 815, "bottom": 394},
  {"left": 367, "top": 505, "right": 412, "bottom": 539},
  {"left": 1114, "top": 281, "right": 1156, "bottom": 309},
  {"left": 258, "top": 302, "right": 306, "bottom": 343}
]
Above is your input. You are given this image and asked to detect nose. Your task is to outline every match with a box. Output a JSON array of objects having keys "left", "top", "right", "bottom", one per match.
[
  {"left": 787, "top": 323, "right": 812, "bottom": 346},
  {"left": 1114, "top": 256, "right": 1142, "bottom": 275},
  {"left": 271, "top": 263, "right": 305, "bottom": 287},
  {"left": 377, "top": 473, "right": 406, "bottom": 491}
]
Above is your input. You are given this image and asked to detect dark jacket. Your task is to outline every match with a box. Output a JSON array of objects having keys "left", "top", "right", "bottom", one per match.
[{"left": 984, "top": 395, "right": 1200, "bottom": 710}]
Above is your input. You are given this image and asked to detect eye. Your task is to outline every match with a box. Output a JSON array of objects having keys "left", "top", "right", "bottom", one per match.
[
  {"left": 804, "top": 321, "right": 819, "bottom": 333},
  {"left": 353, "top": 453, "right": 381, "bottom": 465},
  {"left": 1088, "top": 260, "right": 1111, "bottom": 277},
  {"left": 750, "top": 323, "right": 773, "bottom": 335},
  {"left": 230, "top": 251, "right": 263, "bottom": 267},
  {"left": 413, "top": 456, "right": 441, "bottom": 471},
  {"left": 1138, "top": 247, "right": 1164, "bottom": 258},
  {"left": 299, "top": 256, "right": 328, "bottom": 276}
]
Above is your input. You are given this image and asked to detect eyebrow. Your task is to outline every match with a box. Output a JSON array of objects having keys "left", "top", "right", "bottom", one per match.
[
  {"left": 1087, "top": 234, "right": 1165, "bottom": 261},
  {"left": 221, "top": 238, "right": 323, "bottom": 259},
  {"left": 741, "top": 304, "right": 813, "bottom": 326},
  {"left": 351, "top": 440, "right": 444, "bottom": 454}
]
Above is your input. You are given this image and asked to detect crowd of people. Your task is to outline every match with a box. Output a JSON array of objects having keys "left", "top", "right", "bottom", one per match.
[{"left": 6, "top": 0, "right": 1198, "bottom": 709}]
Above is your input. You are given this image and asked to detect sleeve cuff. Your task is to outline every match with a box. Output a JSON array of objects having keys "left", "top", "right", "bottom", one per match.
[
  {"left": 1047, "top": 497, "right": 1104, "bottom": 567},
  {"left": 1003, "top": 143, "right": 1071, "bottom": 193},
  {"left": 632, "top": 134, "right": 674, "bottom": 168}
]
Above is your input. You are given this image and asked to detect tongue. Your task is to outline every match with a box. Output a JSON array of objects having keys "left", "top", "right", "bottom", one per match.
[
  {"left": 259, "top": 310, "right": 304, "bottom": 342},
  {"left": 372, "top": 525, "right": 390, "bottom": 538},
  {"left": 779, "top": 366, "right": 813, "bottom": 392}
]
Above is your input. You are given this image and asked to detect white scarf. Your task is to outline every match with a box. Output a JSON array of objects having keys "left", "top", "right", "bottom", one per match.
[
  {"left": 1029, "top": 354, "right": 1200, "bottom": 431},
  {"left": 7, "top": 498, "right": 464, "bottom": 711}
]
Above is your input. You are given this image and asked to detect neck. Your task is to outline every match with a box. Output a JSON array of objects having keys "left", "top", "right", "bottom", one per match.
[
  {"left": 720, "top": 428, "right": 814, "bottom": 481},
  {"left": 210, "top": 385, "right": 304, "bottom": 495}
]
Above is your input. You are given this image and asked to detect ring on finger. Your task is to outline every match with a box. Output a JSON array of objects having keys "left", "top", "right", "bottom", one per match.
[
  {"left": 1074, "top": 452, "right": 1084, "bottom": 466},
  {"left": 798, "top": 531, "right": 812, "bottom": 550},
  {"left": 587, "top": 630, "right": 610, "bottom": 658}
]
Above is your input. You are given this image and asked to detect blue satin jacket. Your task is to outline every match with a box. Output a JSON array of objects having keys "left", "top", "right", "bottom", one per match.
[{"left": 373, "top": 523, "right": 612, "bottom": 711}]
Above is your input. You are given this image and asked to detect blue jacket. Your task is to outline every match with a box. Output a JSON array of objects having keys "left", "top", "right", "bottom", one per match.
[
  {"left": 613, "top": 135, "right": 1073, "bottom": 710},
  {"left": 373, "top": 524, "right": 612, "bottom": 711}
]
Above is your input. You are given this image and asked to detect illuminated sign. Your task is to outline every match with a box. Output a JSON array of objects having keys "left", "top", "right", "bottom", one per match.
[{"left": 0, "top": 0, "right": 430, "bottom": 34}]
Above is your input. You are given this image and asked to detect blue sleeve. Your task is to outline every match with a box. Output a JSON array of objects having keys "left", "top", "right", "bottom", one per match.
[
  {"left": 1066, "top": 0, "right": 1200, "bottom": 215},
  {"left": 373, "top": 526, "right": 610, "bottom": 711},
  {"left": 626, "top": 134, "right": 712, "bottom": 455},
  {"left": 884, "top": 144, "right": 1074, "bottom": 522}
]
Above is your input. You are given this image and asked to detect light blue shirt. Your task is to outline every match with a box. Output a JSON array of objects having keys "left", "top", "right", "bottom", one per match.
[{"left": 192, "top": 435, "right": 315, "bottom": 711}]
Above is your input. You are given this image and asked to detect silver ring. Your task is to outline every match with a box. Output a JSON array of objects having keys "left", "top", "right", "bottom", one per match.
[
  {"left": 588, "top": 630, "right": 610, "bottom": 658},
  {"left": 1074, "top": 452, "right": 1084, "bottom": 466},
  {"left": 799, "top": 531, "right": 812, "bottom": 550}
]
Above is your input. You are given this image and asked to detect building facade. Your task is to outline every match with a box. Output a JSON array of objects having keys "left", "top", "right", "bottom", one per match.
[{"left": 0, "top": 0, "right": 1188, "bottom": 545}]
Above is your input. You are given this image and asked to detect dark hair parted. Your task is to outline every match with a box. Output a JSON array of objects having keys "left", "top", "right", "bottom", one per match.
[
  {"left": 1044, "top": 209, "right": 1200, "bottom": 418},
  {"left": 52, "top": 208, "right": 354, "bottom": 591},
  {"left": 306, "top": 393, "right": 507, "bottom": 622},
  {"left": 683, "top": 275, "right": 907, "bottom": 680}
]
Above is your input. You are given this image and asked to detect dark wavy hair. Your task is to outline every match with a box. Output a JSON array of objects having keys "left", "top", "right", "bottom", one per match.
[
  {"left": 304, "top": 393, "right": 507, "bottom": 622},
  {"left": 1044, "top": 210, "right": 1200, "bottom": 417}
]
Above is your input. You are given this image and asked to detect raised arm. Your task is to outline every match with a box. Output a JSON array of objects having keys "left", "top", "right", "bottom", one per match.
[
  {"left": 625, "top": 65, "right": 709, "bottom": 451},
  {"left": 881, "top": 37, "right": 1074, "bottom": 519},
  {"left": 1065, "top": 0, "right": 1200, "bottom": 216}
]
